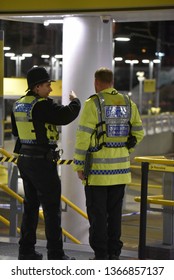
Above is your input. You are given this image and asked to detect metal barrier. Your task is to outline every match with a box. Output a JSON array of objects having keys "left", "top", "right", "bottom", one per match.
[
  {"left": 0, "top": 183, "right": 82, "bottom": 244},
  {"left": 134, "top": 155, "right": 174, "bottom": 260},
  {"left": 0, "top": 215, "right": 20, "bottom": 234},
  {"left": 1, "top": 147, "right": 174, "bottom": 255},
  {"left": 142, "top": 113, "right": 174, "bottom": 135},
  {"left": 0, "top": 148, "right": 87, "bottom": 244}
]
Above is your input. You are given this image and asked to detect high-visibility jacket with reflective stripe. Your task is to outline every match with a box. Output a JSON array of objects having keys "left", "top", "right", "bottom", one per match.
[
  {"left": 73, "top": 88, "right": 144, "bottom": 186},
  {"left": 13, "top": 95, "right": 58, "bottom": 145}
]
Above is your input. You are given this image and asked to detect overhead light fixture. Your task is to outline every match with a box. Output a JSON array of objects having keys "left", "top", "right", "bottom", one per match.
[
  {"left": 153, "top": 59, "right": 161, "bottom": 64},
  {"left": 142, "top": 59, "right": 160, "bottom": 64},
  {"left": 41, "top": 55, "right": 50, "bottom": 59},
  {"left": 3, "top": 46, "right": 11, "bottom": 51},
  {"left": 114, "top": 57, "right": 123, "bottom": 61},
  {"left": 155, "top": 52, "right": 165, "bottom": 57},
  {"left": 142, "top": 59, "right": 150, "bottom": 64},
  {"left": 22, "top": 53, "right": 32, "bottom": 57},
  {"left": 54, "top": 54, "right": 63, "bottom": 59},
  {"left": 136, "top": 71, "right": 145, "bottom": 77},
  {"left": 114, "top": 36, "right": 130, "bottom": 42},
  {"left": 10, "top": 56, "right": 25, "bottom": 61},
  {"left": 4, "top": 52, "right": 15, "bottom": 57},
  {"left": 44, "top": 19, "right": 63, "bottom": 26},
  {"left": 125, "top": 60, "right": 139, "bottom": 64}
]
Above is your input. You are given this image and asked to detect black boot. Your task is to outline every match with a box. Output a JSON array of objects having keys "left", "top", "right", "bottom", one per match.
[
  {"left": 18, "top": 250, "right": 43, "bottom": 260},
  {"left": 47, "top": 252, "right": 75, "bottom": 260}
]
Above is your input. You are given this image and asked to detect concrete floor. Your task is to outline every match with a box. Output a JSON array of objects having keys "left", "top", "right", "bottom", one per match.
[{"left": 0, "top": 236, "right": 138, "bottom": 260}]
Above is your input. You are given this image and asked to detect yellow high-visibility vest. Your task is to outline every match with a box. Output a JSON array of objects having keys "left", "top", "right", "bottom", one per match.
[{"left": 73, "top": 88, "right": 144, "bottom": 186}]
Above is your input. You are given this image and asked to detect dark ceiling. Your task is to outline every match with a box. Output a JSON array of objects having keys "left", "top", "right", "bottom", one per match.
[{"left": 1, "top": 19, "right": 174, "bottom": 98}]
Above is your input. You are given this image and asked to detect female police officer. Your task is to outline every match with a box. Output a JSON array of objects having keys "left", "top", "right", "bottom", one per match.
[{"left": 11, "top": 66, "right": 81, "bottom": 260}]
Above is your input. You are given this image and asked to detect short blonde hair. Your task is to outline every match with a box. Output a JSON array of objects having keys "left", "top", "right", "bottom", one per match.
[{"left": 95, "top": 68, "right": 113, "bottom": 83}]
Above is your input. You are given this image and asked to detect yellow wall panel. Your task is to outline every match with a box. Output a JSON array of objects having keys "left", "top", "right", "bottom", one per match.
[
  {"left": 4, "top": 78, "right": 62, "bottom": 97},
  {"left": 1, "top": 0, "right": 174, "bottom": 13},
  {"left": 0, "top": 32, "right": 4, "bottom": 97}
]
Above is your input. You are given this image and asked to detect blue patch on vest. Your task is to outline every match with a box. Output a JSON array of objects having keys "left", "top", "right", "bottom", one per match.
[
  {"left": 105, "top": 105, "right": 128, "bottom": 118},
  {"left": 107, "top": 124, "right": 129, "bottom": 137}
]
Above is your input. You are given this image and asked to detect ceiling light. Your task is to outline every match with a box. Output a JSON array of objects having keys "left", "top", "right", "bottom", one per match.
[
  {"left": 44, "top": 19, "right": 63, "bottom": 26},
  {"left": 54, "top": 54, "right": 63, "bottom": 59},
  {"left": 41, "top": 55, "right": 50, "bottom": 59},
  {"left": 142, "top": 59, "right": 150, "bottom": 63},
  {"left": 125, "top": 60, "right": 139, "bottom": 64},
  {"left": 114, "top": 57, "right": 123, "bottom": 61},
  {"left": 153, "top": 59, "right": 161, "bottom": 63},
  {"left": 3, "top": 46, "right": 11, "bottom": 51},
  {"left": 155, "top": 52, "right": 165, "bottom": 57},
  {"left": 11, "top": 56, "right": 25, "bottom": 60},
  {"left": 5, "top": 52, "right": 15, "bottom": 57},
  {"left": 114, "top": 37, "right": 130, "bottom": 42},
  {"left": 22, "top": 53, "right": 32, "bottom": 57}
]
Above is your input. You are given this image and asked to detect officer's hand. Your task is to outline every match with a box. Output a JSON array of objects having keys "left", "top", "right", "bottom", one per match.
[
  {"left": 77, "top": 170, "right": 85, "bottom": 180},
  {"left": 69, "top": 90, "right": 77, "bottom": 101}
]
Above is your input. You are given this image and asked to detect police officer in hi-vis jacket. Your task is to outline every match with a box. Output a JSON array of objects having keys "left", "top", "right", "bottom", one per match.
[
  {"left": 73, "top": 67, "right": 144, "bottom": 260},
  {"left": 11, "top": 66, "right": 81, "bottom": 260}
]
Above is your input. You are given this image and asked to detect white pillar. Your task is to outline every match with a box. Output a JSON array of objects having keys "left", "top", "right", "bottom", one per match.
[{"left": 61, "top": 17, "right": 112, "bottom": 244}]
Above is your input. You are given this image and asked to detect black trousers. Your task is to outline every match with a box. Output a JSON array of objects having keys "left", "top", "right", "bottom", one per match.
[
  {"left": 17, "top": 156, "right": 64, "bottom": 257},
  {"left": 85, "top": 184, "right": 125, "bottom": 259}
]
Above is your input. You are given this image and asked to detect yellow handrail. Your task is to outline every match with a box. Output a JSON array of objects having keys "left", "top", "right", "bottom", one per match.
[
  {"left": 0, "top": 183, "right": 23, "bottom": 203},
  {"left": 0, "top": 148, "right": 13, "bottom": 158},
  {"left": 0, "top": 183, "right": 81, "bottom": 244},
  {"left": 3, "top": 120, "right": 12, "bottom": 134},
  {"left": 61, "top": 195, "right": 88, "bottom": 219},
  {"left": 130, "top": 165, "right": 141, "bottom": 169},
  {"left": 134, "top": 155, "right": 174, "bottom": 165},
  {"left": 0, "top": 215, "right": 20, "bottom": 233},
  {"left": 0, "top": 148, "right": 88, "bottom": 219},
  {"left": 134, "top": 195, "right": 174, "bottom": 207}
]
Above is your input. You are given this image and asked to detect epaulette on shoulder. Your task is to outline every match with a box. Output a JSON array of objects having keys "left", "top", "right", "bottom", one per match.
[{"left": 87, "top": 94, "right": 97, "bottom": 100}]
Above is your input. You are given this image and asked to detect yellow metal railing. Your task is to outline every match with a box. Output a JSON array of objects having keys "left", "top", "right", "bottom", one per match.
[
  {"left": 0, "top": 148, "right": 87, "bottom": 212},
  {"left": 3, "top": 120, "right": 12, "bottom": 134},
  {"left": 0, "top": 215, "right": 20, "bottom": 234},
  {"left": 0, "top": 183, "right": 81, "bottom": 244},
  {"left": 61, "top": 195, "right": 88, "bottom": 219},
  {"left": 134, "top": 156, "right": 174, "bottom": 167},
  {"left": 134, "top": 155, "right": 174, "bottom": 260},
  {"left": 0, "top": 148, "right": 86, "bottom": 244},
  {"left": 134, "top": 194, "right": 174, "bottom": 207},
  {"left": 0, "top": 148, "right": 13, "bottom": 158},
  {"left": 133, "top": 156, "right": 174, "bottom": 208}
]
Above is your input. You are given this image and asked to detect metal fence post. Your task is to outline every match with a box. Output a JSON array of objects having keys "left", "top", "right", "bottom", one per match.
[
  {"left": 138, "top": 161, "right": 149, "bottom": 259},
  {"left": 8, "top": 163, "right": 19, "bottom": 237}
]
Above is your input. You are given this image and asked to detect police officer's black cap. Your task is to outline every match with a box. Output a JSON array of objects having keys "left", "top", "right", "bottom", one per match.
[{"left": 26, "top": 66, "right": 54, "bottom": 91}]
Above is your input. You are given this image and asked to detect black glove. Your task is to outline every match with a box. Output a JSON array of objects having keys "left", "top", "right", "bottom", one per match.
[{"left": 126, "top": 135, "right": 137, "bottom": 149}]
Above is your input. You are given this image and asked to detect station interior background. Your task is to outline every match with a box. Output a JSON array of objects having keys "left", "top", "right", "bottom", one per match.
[
  {"left": 1, "top": 19, "right": 174, "bottom": 116},
  {"left": 0, "top": 15, "right": 174, "bottom": 259}
]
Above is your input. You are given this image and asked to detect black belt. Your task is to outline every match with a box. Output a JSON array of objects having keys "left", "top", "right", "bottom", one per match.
[{"left": 19, "top": 154, "right": 45, "bottom": 159}]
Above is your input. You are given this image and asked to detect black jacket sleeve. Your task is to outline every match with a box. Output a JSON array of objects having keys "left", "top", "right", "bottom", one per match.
[
  {"left": 11, "top": 111, "right": 18, "bottom": 137},
  {"left": 11, "top": 111, "right": 22, "bottom": 153},
  {"left": 32, "top": 97, "right": 81, "bottom": 125}
]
